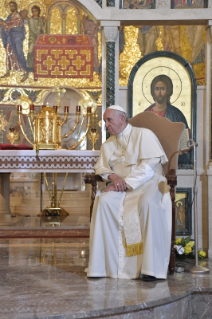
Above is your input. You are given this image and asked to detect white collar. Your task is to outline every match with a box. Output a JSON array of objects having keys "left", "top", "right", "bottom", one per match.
[{"left": 117, "top": 123, "right": 131, "bottom": 138}]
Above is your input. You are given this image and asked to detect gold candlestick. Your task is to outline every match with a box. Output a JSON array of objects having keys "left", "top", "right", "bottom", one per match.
[{"left": 88, "top": 128, "right": 99, "bottom": 151}]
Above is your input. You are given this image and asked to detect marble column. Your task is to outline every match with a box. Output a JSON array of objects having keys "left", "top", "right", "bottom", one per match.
[
  {"left": 104, "top": 26, "right": 119, "bottom": 108},
  {"left": 0, "top": 173, "right": 11, "bottom": 214},
  {"left": 101, "top": 22, "right": 120, "bottom": 141}
]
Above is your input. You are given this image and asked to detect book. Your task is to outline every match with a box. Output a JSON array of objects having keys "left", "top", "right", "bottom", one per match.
[{"left": 180, "top": 128, "right": 190, "bottom": 152}]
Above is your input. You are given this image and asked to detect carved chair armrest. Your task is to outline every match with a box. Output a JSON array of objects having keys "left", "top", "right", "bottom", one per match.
[
  {"left": 166, "top": 169, "right": 177, "bottom": 275},
  {"left": 84, "top": 173, "right": 104, "bottom": 221},
  {"left": 84, "top": 173, "right": 103, "bottom": 185}
]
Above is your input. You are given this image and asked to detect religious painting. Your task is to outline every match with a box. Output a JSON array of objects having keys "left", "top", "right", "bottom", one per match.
[
  {"left": 128, "top": 51, "right": 197, "bottom": 169},
  {"left": 123, "top": 0, "right": 155, "bottom": 9},
  {"left": 0, "top": 0, "right": 102, "bottom": 148},
  {"left": 0, "top": 0, "right": 102, "bottom": 87},
  {"left": 119, "top": 24, "right": 206, "bottom": 87},
  {"left": 175, "top": 188, "right": 192, "bottom": 236},
  {"left": 171, "top": 0, "right": 207, "bottom": 8}
]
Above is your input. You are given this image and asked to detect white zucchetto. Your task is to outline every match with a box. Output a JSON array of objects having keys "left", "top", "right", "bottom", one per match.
[{"left": 107, "top": 105, "right": 127, "bottom": 114}]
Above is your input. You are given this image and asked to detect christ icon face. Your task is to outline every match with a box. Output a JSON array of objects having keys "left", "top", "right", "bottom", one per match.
[
  {"left": 153, "top": 81, "right": 168, "bottom": 105},
  {"left": 9, "top": 2, "right": 17, "bottom": 13}
]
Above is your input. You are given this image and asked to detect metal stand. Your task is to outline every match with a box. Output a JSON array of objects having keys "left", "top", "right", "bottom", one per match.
[
  {"left": 39, "top": 173, "right": 69, "bottom": 222},
  {"left": 187, "top": 140, "right": 209, "bottom": 274}
]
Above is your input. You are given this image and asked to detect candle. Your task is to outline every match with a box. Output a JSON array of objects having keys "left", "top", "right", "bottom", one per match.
[
  {"left": 53, "top": 105, "right": 57, "bottom": 112},
  {"left": 87, "top": 107, "right": 92, "bottom": 113},
  {"left": 76, "top": 105, "right": 81, "bottom": 113},
  {"left": 64, "top": 106, "right": 69, "bottom": 113},
  {"left": 17, "top": 105, "right": 22, "bottom": 111},
  {"left": 30, "top": 104, "right": 34, "bottom": 111}
]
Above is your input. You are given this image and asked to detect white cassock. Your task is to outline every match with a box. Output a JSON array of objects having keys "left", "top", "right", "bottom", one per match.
[{"left": 87, "top": 124, "right": 172, "bottom": 279}]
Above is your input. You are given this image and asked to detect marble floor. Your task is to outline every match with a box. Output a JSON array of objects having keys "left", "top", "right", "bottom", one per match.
[
  {"left": 0, "top": 238, "right": 212, "bottom": 319},
  {"left": 0, "top": 213, "right": 90, "bottom": 229}
]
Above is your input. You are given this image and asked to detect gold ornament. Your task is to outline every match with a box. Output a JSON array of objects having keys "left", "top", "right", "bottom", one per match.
[
  {"left": 6, "top": 128, "right": 19, "bottom": 145},
  {"left": 78, "top": 90, "right": 97, "bottom": 114},
  {"left": 88, "top": 128, "right": 99, "bottom": 151},
  {"left": 15, "top": 95, "right": 33, "bottom": 115},
  {"left": 0, "top": 114, "right": 8, "bottom": 131}
]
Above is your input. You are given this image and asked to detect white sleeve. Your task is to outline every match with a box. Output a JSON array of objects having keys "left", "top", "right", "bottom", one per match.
[
  {"left": 124, "top": 158, "right": 161, "bottom": 190},
  {"left": 100, "top": 173, "right": 110, "bottom": 182}
]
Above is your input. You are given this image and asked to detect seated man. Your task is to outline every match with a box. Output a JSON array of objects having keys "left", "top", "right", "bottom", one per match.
[{"left": 87, "top": 105, "right": 172, "bottom": 281}]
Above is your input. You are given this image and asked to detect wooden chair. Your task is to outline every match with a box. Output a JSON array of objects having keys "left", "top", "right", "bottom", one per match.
[{"left": 84, "top": 111, "right": 185, "bottom": 275}]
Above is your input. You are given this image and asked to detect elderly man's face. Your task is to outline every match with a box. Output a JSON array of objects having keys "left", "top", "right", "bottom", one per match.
[
  {"left": 154, "top": 81, "right": 168, "bottom": 105},
  {"left": 103, "top": 109, "right": 125, "bottom": 136}
]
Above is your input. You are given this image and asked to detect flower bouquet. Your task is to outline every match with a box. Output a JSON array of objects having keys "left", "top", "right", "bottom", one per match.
[{"left": 174, "top": 237, "right": 206, "bottom": 259}]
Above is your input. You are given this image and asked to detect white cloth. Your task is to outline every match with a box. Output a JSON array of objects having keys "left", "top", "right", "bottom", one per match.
[{"left": 87, "top": 124, "right": 172, "bottom": 279}]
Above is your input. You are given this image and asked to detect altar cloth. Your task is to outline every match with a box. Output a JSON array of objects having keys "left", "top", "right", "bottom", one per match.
[{"left": 34, "top": 35, "right": 94, "bottom": 80}]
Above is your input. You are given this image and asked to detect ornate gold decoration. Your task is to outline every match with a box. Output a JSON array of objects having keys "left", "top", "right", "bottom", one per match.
[
  {"left": 17, "top": 88, "right": 94, "bottom": 151},
  {"left": 119, "top": 26, "right": 141, "bottom": 86},
  {"left": 51, "top": 86, "right": 66, "bottom": 110},
  {"left": 6, "top": 128, "right": 19, "bottom": 144},
  {"left": 0, "top": 114, "right": 8, "bottom": 131},
  {"left": 124, "top": 239, "right": 143, "bottom": 257},
  {"left": 88, "top": 128, "right": 99, "bottom": 151},
  {"left": 15, "top": 95, "right": 32, "bottom": 115},
  {"left": 50, "top": 7, "right": 62, "bottom": 34},
  {"left": 78, "top": 90, "right": 97, "bottom": 114},
  {"left": 49, "top": 37, "right": 56, "bottom": 44},
  {"left": 17, "top": 105, "right": 64, "bottom": 150}
]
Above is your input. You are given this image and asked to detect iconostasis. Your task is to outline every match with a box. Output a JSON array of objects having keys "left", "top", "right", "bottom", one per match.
[{"left": 0, "top": 0, "right": 206, "bottom": 150}]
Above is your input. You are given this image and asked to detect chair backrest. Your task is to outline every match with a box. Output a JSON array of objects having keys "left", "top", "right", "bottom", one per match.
[{"left": 128, "top": 112, "right": 185, "bottom": 176}]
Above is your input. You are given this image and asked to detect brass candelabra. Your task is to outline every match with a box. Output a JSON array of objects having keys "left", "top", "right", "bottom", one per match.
[
  {"left": 17, "top": 104, "right": 91, "bottom": 150},
  {"left": 16, "top": 90, "right": 95, "bottom": 220}
]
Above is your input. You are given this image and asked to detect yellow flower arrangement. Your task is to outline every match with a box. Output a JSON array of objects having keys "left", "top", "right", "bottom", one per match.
[
  {"left": 175, "top": 238, "right": 182, "bottom": 245},
  {"left": 184, "top": 246, "right": 192, "bottom": 254},
  {"left": 174, "top": 237, "right": 206, "bottom": 259},
  {"left": 186, "top": 241, "right": 195, "bottom": 248}
]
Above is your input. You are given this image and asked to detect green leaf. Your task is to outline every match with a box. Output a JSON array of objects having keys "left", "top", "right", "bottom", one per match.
[
  {"left": 184, "top": 237, "right": 191, "bottom": 245},
  {"left": 181, "top": 238, "right": 185, "bottom": 247}
]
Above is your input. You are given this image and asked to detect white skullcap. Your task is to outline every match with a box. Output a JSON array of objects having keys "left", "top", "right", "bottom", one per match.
[{"left": 107, "top": 105, "right": 126, "bottom": 113}]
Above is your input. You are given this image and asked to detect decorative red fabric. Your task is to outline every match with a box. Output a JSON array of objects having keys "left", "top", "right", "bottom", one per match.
[
  {"left": 34, "top": 34, "right": 94, "bottom": 81},
  {"left": 0, "top": 144, "right": 33, "bottom": 150}
]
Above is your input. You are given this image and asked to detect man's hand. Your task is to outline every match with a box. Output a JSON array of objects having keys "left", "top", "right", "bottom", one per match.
[{"left": 109, "top": 173, "right": 127, "bottom": 192}]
